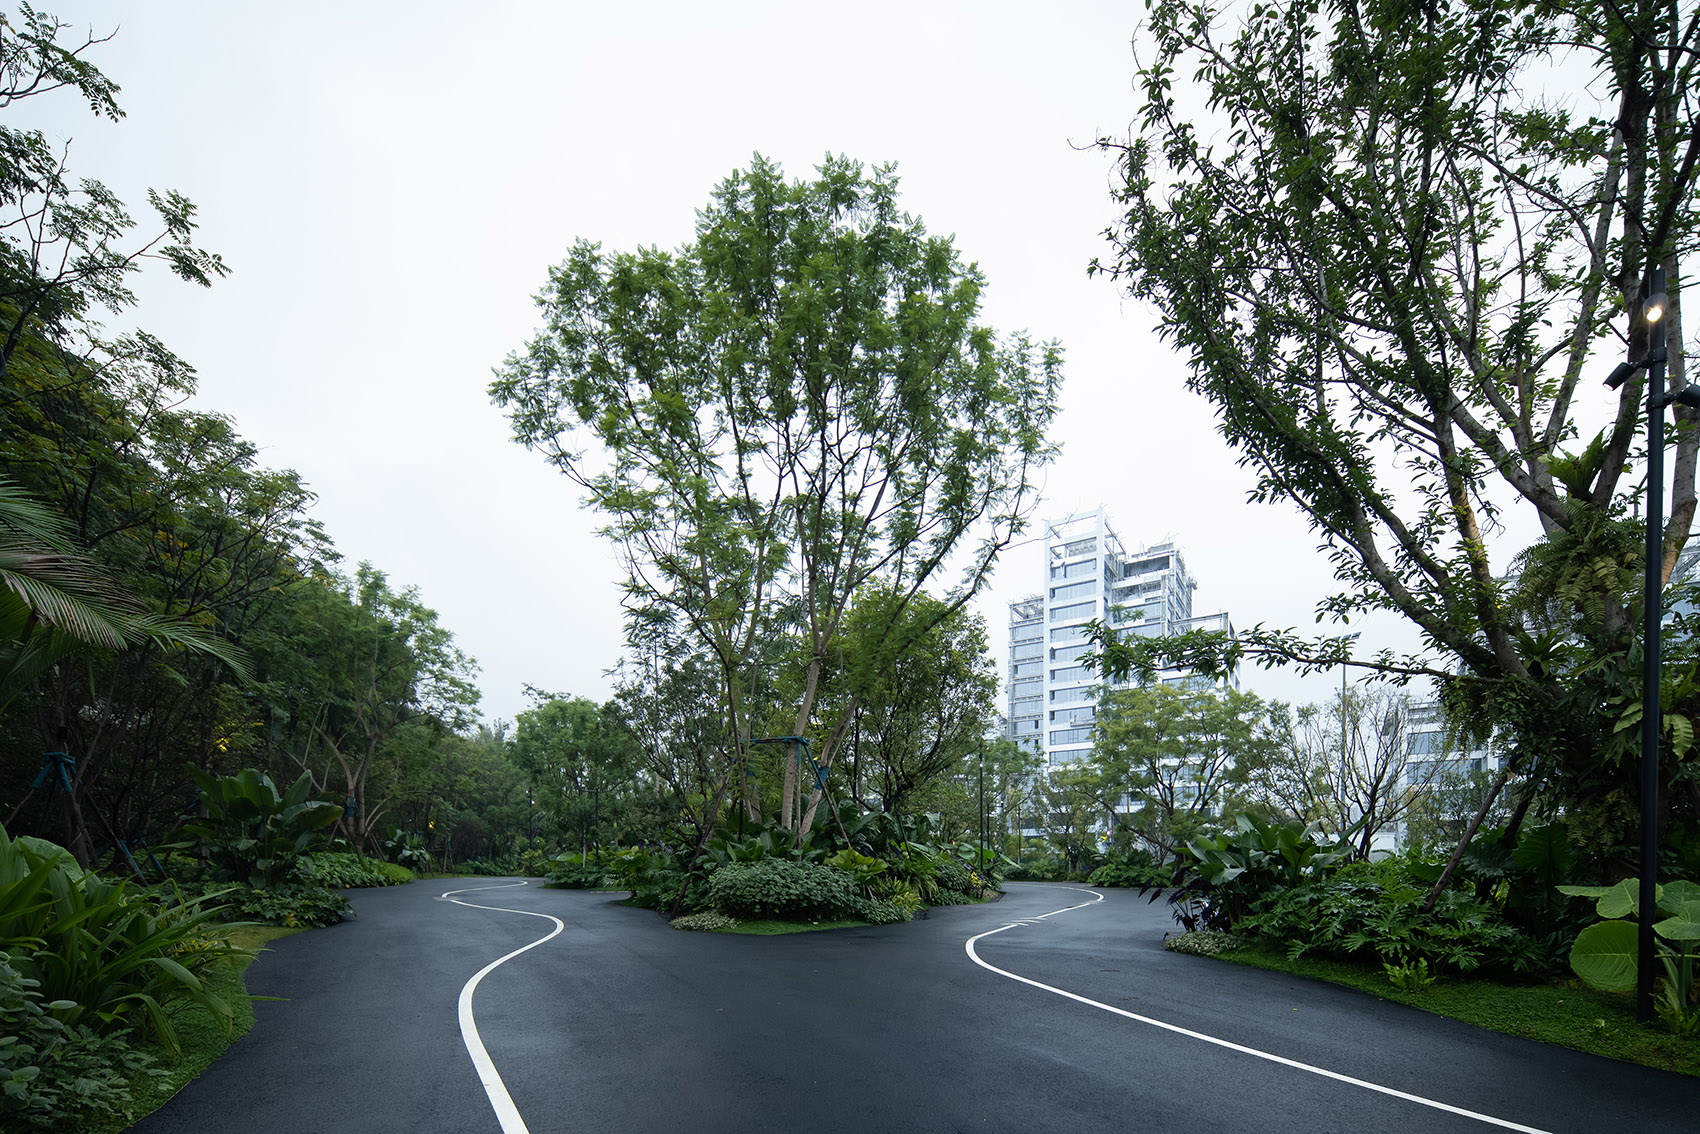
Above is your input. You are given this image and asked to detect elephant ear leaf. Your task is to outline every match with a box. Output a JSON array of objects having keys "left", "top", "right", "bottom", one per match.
[
  {"left": 1654, "top": 900, "right": 1700, "bottom": 944},
  {"left": 1660, "top": 879, "right": 1700, "bottom": 911},
  {"left": 1569, "top": 919, "right": 1638, "bottom": 992}
]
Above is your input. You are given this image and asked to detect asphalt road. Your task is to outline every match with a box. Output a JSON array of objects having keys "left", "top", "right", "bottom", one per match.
[{"left": 129, "top": 881, "right": 1694, "bottom": 1134}]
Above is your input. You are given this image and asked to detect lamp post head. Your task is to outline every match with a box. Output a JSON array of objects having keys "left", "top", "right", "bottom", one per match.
[{"left": 1647, "top": 262, "right": 1669, "bottom": 324}]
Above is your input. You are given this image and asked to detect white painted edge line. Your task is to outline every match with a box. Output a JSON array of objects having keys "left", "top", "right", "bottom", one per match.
[
  {"left": 439, "top": 881, "right": 565, "bottom": 1134},
  {"left": 966, "top": 889, "right": 1554, "bottom": 1134}
]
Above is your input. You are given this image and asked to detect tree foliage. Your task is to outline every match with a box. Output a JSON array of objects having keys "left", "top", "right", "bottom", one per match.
[
  {"left": 1092, "top": 0, "right": 1700, "bottom": 846},
  {"left": 493, "top": 154, "right": 1061, "bottom": 838},
  {"left": 1089, "top": 683, "right": 1274, "bottom": 855}
]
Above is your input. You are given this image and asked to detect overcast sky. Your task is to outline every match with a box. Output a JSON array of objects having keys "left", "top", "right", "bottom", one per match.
[{"left": 33, "top": 0, "right": 1518, "bottom": 723}]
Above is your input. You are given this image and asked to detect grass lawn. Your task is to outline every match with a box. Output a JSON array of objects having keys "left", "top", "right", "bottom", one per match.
[
  {"left": 1212, "top": 939, "right": 1700, "bottom": 1078},
  {"left": 86, "top": 925, "right": 305, "bottom": 1134}
]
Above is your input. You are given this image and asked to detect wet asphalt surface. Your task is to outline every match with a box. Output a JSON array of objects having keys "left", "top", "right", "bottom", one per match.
[{"left": 127, "top": 881, "right": 1695, "bottom": 1134}]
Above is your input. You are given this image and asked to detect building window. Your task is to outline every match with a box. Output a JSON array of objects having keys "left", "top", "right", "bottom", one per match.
[
  {"left": 1012, "top": 660, "right": 1042, "bottom": 677},
  {"left": 1051, "top": 624, "right": 1089, "bottom": 643},
  {"left": 1049, "top": 726, "right": 1096, "bottom": 745},
  {"left": 1050, "top": 600, "right": 1096, "bottom": 623},
  {"left": 1051, "top": 686, "right": 1094, "bottom": 703},
  {"left": 1051, "top": 645, "right": 1086, "bottom": 664},
  {"left": 1060, "top": 538, "right": 1097, "bottom": 558},
  {"left": 1050, "top": 706, "right": 1096, "bottom": 724},
  {"left": 1050, "top": 558, "right": 1097, "bottom": 581},
  {"left": 1051, "top": 664, "right": 1091, "bottom": 681},
  {"left": 1012, "top": 641, "right": 1043, "bottom": 660},
  {"left": 1050, "top": 579, "right": 1097, "bottom": 602}
]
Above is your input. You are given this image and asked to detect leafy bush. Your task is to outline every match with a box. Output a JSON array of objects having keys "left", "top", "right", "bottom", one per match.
[
  {"left": 202, "top": 882, "right": 350, "bottom": 929},
  {"left": 0, "top": 951, "right": 161, "bottom": 1131},
  {"left": 177, "top": 768, "right": 340, "bottom": 887},
  {"left": 1162, "top": 814, "right": 1351, "bottom": 931},
  {"left": 934, "top": 857, "right": 974, "bottom": 896},
  {"left": 1236, "top": 859, "right": 1542, "bottom": 978},
  {"left": 671, "top": 912, "right": 740, "bottom": 932},
  {"left": 706, "top": 859, "right": 862, "bottom": 921},
  {"left": 295, "top": 853, "right": 412, "bottom": 888},
  {"left": 1560, "top": 877, "right": 1700, "bottom": 1034},
  {"left": 0, "top": 827, "right": 245, "bottom": 1055},
  {"left": 1088, "top": 849, "right": 1166, "bottom": 889},
  {"left": 1164, "top": 930, "right": 1241, "bottom": 956},
  {"left": 1004, "top": 856, "right": 1064, "bottom": 881},
  {"left": 926, "top": 888, "right": 976, "bottom": 906},
  {"left": 546, "top": 852, "right": 621, "bottom": 889},
  {"left": 852, "top": 897, "right": 911, "bottom": 925},
  {"left": 382, "top": 828, "right": 434, "bottom": 873}
]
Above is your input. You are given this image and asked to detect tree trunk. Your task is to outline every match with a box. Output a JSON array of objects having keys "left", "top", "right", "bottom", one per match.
[{"left": 1421, "top": 763, "right": 1513, "bottom": 914}]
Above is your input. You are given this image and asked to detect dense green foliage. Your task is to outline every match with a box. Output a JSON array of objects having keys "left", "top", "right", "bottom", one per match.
[
  {"left": 1561, "top": 878, "right": 1700, "bottom": 1033},
  {"left": 0, "top": 11, "right": 493, "bottom": 889},
  {"left": 0, "top": 950, "right": 162, "bottom": 1131},
  {"left": 1089, "top": 0, "right": 1700, "bottom": 866},
  {"left": 177, "top": 769, "right": 340, "bottom": 887},
  {"left": 493, "top": 154, "right": 1060, "bottom": 846},
  {"left": 294, "top": 852, "right": 413, "bottom": 889},
  {"left": 706, "top": 859, "right": 864, "bottom": 921},
  {"left": 0, "top": 827, "right": 244, "bottom": 1056}
]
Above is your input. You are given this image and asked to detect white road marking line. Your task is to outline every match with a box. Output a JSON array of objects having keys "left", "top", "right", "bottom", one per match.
[
  {"left": 965, "top": 889, "right": 1555, "bottom": 1134},
  {"left": 441, "top": 881, "right": 564, "bottom": 1134}
]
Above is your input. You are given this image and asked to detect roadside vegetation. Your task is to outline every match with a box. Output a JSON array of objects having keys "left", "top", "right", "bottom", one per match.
[{"left": 1132, "top": 813, "right": 1700, "bottom": 1073}]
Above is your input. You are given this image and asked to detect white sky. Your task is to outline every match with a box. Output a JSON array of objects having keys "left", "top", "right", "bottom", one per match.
[{"left": 33, "top": 0, "right": 1575, "bottom": 724}]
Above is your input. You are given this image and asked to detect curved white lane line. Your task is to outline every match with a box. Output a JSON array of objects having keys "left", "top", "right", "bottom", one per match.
[
  {"left": 439, "top": 881, "right": 564, "bottom": 1134},
  {"left": 966, "top": 890, "right": 1553, "bottom": 1134}
]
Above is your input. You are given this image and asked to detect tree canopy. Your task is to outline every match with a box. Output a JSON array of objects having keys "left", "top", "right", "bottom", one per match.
[
  {"left": 1091, "top": 0, "right": 1700, "bottom": 850},
  {"left": 492, "top": 154, "right": 1061, "bottom": 839}
]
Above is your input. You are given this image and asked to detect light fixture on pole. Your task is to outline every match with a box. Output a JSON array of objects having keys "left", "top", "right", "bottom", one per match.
[{"left": 1602, "top": 260, "right": 1693, "bottom": 1022}]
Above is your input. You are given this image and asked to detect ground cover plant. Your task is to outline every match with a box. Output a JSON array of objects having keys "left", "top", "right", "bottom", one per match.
[
  {"left": 1206, "top": 936, "right": 1700, "bottom": 1078},
  {"left": 0, "top": 824, "right": 258, "bottom": 1130},
  {"left": 1145, "top": 810, "right": 1700, "bottom": 1066}
]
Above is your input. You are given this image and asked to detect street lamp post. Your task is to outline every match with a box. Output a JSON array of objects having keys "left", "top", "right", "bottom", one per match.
[
  {"left": 978, "top": 754, "right": 986, "bottom": 871},
  {"left": 1604, "top": 260, "right": 1694, "bottom": 1022},
  {"left": 1340, "top": 631, "right": 1361, "bottom": 770}
]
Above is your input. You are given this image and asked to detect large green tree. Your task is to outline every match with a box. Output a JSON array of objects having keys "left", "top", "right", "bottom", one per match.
[
  {"left": 493, "top": 155, "right": 1061, "bottom": 840},
  {"left": 1092, "top": 0, "right": 1700, "bottom": 848},
  {"left": 509, "top": 689, "right": 643, "bottom": 856},
  {"left": 836, "top": 588, "right": 999, "bottom": 818},
  {"left": 1090, "top": 683, "right": 1274, "bottom": 856}
]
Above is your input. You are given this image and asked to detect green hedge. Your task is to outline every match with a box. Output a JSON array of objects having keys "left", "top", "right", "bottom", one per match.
[{"left": 706, "top": 859, "right": 862, "bottom": 921}]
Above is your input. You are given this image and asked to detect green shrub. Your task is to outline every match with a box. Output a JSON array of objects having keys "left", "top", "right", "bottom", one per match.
[
  {"left": 935, "top": 857, "right": 973, "bottom": 895},
  {"left": 295, "top": 852, "right": 412, "bottom": 888},
  {"left": 706, "top": 859, "right": 862, "bottom": 921},
  {"left": 0, "top": 827, "right": 246, "bottom": 1055},
  {"left": 1236, "top": 859, "right": 1539, "bottom": 978},
  {"left": 852, "top": 897, "right": 911, "bottom": 924},
  {"left": 1165, "top": 813, "right": 1351, "bottom": 931},
  {"left": 177, "top": 768, "right": 340, "bottom": 887},
  {"left": 382, "top": 828, "right": 434, "bottom": 873},
  {"left": 927, "top": 888, "right": 976, "bottom": 906},
  {"left": 1164, "top": 930, "right": 1241, "bottom": 956},
  {"left": 671, "top": 912, "right": 741, "bottom": 932},
  {"left": 208, "top": 882, "right": 350, "bottom": 929},
  {"left": 0, "top": 951, "right": 161, "bottom": 1131},
  {"left": 1088, "top": 849, "right": 1165, "bottom": 888},
  {"left": 546, "top": 852, "right": 621, "bottom": 890},
  {"left": 1005, "top": 856, "right": 1064, "bottom": 881}
]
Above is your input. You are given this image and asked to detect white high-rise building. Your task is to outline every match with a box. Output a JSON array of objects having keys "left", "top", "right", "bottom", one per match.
[{"left": 1006, "top": 509, "right": 1234, "bottom": 769}]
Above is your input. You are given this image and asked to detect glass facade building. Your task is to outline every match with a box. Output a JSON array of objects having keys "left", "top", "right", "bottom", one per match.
[{"left": 1006, "top": 509, "right": 1235, "bottom": 769}]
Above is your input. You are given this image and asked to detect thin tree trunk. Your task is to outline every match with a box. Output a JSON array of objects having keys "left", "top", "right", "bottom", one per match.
[{"left": 1421, "top": 763, "right": 1513, "bottom": 914}]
